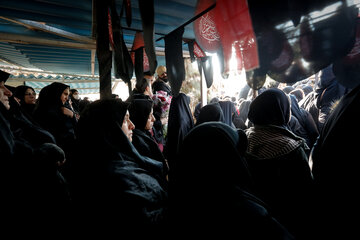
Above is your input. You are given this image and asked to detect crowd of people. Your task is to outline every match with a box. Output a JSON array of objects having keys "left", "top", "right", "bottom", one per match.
[{"left": 1, "top": 63, "right": 359, "bottom": 238}]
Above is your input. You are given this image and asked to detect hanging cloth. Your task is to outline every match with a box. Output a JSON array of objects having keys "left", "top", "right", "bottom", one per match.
[
  {"left": 138, "top": 0, "right": 157, "bottom": 75},
  {"left": 110, "top": 0, "right": 133, "bottom": 84},
  {"left": 164, "top": 27, "right": 185, "bottom": 97},
  {"left": 95, "top": 0, "right": 112, "bottom": 99}
]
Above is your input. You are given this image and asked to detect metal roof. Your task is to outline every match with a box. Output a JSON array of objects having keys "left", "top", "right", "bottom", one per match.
[
  {"left": 0, "top": 0, "right": 197, "bottom": 93},
  {"left": 1, "top": 0, "right": 360, "bottom": 94}
]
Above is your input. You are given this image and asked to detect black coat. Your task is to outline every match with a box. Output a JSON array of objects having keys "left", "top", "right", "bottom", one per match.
[
  {"left": 131, "top": 129, "right": 168, "bottom": 173},
  {"left": 310, "top": 84, "right": 360, "bottom": 239}
]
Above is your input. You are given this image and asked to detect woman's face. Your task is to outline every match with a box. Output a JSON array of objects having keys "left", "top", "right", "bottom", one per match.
[
  {"left": 24, "top": 88, "right": 36, "bottom": 104},
  {"left": 0, "top": 81, "right": 12, "bottom": 110},
  {"left": 122, "top": 110, "right": 135, "bottom": 142},
  {"left": 61, "top": 88, "right": 70, "bottom": 104},
  {"left": 72, "top": 91, "right": 80, "bottom": 100},
  {"left": 145, "top": 108, "right": 155, "bottom": 130}
]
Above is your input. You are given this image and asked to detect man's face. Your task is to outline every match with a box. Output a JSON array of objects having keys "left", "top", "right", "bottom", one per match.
[
  {"left": 0, "top": 81, "right": 12, "bottom": 110},
  {"left": 159, "top": 72, "right": 168, "bottom": 82}
]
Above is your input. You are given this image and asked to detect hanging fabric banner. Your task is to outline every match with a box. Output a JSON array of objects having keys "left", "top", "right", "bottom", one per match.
[
  {"left": 193, "top": 0, "right": 227, "bottom": 77},
  {"left": 131, "top": 31, "right": 150, "bottom": 82},
  {"left": 138, "top": 0, "right": 157, "bottom": 75},
  {"left": 165, "top": 27, "right": 185, "bottom": 97},
  {"left": 109, "top": 0, "right": 133, "bottom": 84},
  {"left": 193, "top": 0, "right": 220, "bottom": 53},
  {"left": 213, "top": 0, "right": 259, "bottom": 74},
  {"left": 193, "top": 41, "right": 206, "bottom": 58},
  {"left": 201, "top": 56, "right": 214, "bottom": 88},
  {"left": 187, "top": 39, "right": 213, "bottom": 88},
  {"left": 95, "top": 0, "right": 112, "bottom": 99}
]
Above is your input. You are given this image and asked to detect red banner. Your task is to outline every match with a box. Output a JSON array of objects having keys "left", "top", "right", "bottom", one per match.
[
  {"left": 193, "top": 41, "right": 206, "bottom": 58},
  {"left": 131, "top": 31, "right": 149, "bottom": 71},
  {"left": 131, "top": 31, "right": 145, "bottom": 51},
  {"left": 213, "top": 0, "right": 259, "bottom": 73},
  {"left": 193, "top": 0, "right": 220, "bottom": 53},
  {"left": 108, "top": 9, "right": 114, "bottom": 49}
]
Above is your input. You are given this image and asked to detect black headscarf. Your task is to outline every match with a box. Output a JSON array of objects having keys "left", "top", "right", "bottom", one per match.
[
  {"left": 169, "top": 122, "right": 293, "bottom": 238},
  {"left": 36, "top": 82, "right": 69, "bottom": 109},
  {"left": 0, "top": 86, "right": 14, "bottom": 159},
  {"left": 72, "top": 98, "right": 168, "bottom": 234},
  {"left": 195, "top": 102, "right": 225, "bottom": 126},
  {"left": 14, "top": 85, "right": 35, "bottom": 105},
  {"left": 14, "top": 85, "right": 37, "bottom": 120},
  {"left": 129, "top": 98, "right": 153, "bottom": 130},
  {"left": 129, "top": 99, "right": 168, "bottom": 172},
  {"left": 75, "top": 98, "right": 165, "bottom": 179},
  {"left": 0, "top": 71, "right": 15, "bottom": 159},
  {"left": 0, "top": 69, "right": 10, "bottom": 82},
  {"left": 33, "top": 82, "right": 76, "bottom": 164},
  {"left": 165, "top": 93, "right": 194, "bottom": 168},
  {"left": 218, "top": 100, "right": 236, "bottom": 128},
  {"left": 248, "top": 88, "right": 291, "bottom": 127},
  {"left": 172, "top": 122, "right": 252, "bottom": 192}
]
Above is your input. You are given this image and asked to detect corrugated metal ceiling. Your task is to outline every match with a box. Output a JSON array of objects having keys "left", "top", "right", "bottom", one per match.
[{"left": 0, "top": 0, "right": 198, "bottom": 93}]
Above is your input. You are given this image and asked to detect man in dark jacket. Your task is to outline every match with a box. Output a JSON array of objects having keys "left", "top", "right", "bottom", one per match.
[{"left": 152, "top": 65, "right": 172, "bottom": 96}]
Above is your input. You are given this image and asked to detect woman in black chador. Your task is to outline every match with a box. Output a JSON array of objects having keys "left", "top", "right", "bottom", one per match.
[
  {"left": 129, "top": 98, "right": 169, "bottom": 174},
  {"left": 168, "top": 122, "right": 295, "bottom": 239},
  {"left": 13, "top": 85, "right": 37, "bottom": 121},
  {"left": 165, "top": 92, "right": 194, "bottom": 170},
  {"left": 195, "top": 101, "right": 225, "bottom": 126},
  {"left": 245, "top": 88, "right": 315, "bottom": 239},
  {"left": 70, "top": 98, "right": 168, "bottom": 237},
  {"left": 33, "top": 82, "right": 77, "bottom": 156}
]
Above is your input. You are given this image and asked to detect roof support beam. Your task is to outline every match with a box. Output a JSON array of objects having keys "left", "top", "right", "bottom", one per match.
[
  {"left": 7, "top": 77, "right": 101, "bottom": 83},
  {"left": 0, "top": 33, "right": 95, "bottom": 50},
  {"left": 0, "top": 16, "right": 95, "bottom": 44},
  {"left": 91, "top": 49, "right": 95, "bottom": 76},
  {"left": 0, "top": 56, "right": 25, "bottom": 68}
]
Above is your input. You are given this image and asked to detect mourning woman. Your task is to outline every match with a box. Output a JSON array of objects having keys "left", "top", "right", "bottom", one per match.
[
  {"left": 33, "top": 82, "right": 77, "bottom": 179},
  {"left": 70, "top": 98, "right": 168, "bottom": 237},
  {"left": 194, "top": 102, "right": 225, "bottom": 126},
  {"left": 168, "top": 122, "right": 294, "bottom": 239},
  {"left": 13, "top": 85, "right": 37, "bottom": 120},
  {"left": 1, "top": 71, "right": 71, "bottom": 234},
  {"left": 33, "top": 82, "right": 77, "bottom": 155},
  {"left": 129, "top": 98, "right": 169, "bottom": 173},
  {"left": 165, "top": 92, "right": 194, "bottom": 170},
  {"left": 245, "top": 88, "right": 315, "bottom": 239}
]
